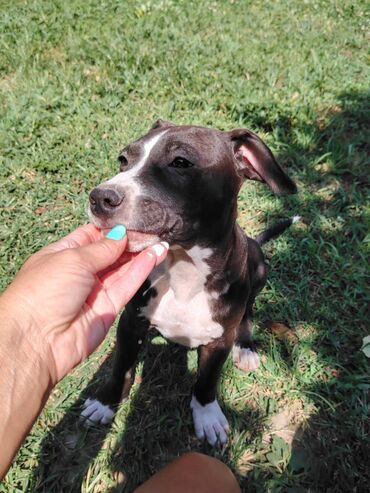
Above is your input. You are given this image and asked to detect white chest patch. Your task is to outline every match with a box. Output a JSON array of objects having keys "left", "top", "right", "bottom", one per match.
[{"left": 141, "top": 245, "right": 224, "bottom": 348}]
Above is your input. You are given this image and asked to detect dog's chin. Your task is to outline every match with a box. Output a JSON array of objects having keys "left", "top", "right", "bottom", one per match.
[
  {"left": 97, "top": 227, "right": 160, "bottom": 253},
  {"left": 88, "top": 211, "right": 161, "bottom": 252},
  {"left": 125, "top": 231, "right": 161, "bottom": 252}
]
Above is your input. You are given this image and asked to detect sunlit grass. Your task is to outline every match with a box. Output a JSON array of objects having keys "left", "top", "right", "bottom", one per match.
[{"left": 1, "top": 0, "right": 369, "bottom": 491}]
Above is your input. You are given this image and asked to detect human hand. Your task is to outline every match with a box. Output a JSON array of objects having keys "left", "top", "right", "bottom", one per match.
[{"left": 0, "top": 224, "right": 168, "bottom": 384}]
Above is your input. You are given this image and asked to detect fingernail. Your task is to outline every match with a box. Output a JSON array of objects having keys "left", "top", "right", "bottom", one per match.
[
  {"left": 151, "top": 242, "right": 169, "bottom": 257},
  {"left": 106, "top": 224, "right": 126, "bottom": 240}
]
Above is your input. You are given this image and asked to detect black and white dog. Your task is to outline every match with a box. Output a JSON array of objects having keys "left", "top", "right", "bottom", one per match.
[{"left": 82, "top": 120, "right": 297, "bottom": 445}]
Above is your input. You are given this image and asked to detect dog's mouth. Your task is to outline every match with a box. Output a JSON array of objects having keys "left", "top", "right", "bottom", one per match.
[
  {"left": 88, "top": 206, "right": 163, "bottom": 252},
  {"left": 100, "top": 227, "right": 161, "bottom": 253}
]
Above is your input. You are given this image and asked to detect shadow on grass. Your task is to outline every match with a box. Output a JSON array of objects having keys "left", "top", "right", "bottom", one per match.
[
  {"left": 28, "top": 336, "right": 265, "bottom": 492},
  {"left": 26, "top": 355, "right": 114, "bottom": 492},
  {"left": 28, "top": 89, "right": 369, "bottom": 492},
  {"left": 235, "top": 89, "right": 369, "bottom": 492}
]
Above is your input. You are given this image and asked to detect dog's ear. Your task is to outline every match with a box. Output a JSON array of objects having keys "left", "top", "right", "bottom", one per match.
[
  {"left": 227, "top": 128, "right": 297, "bottom": 195},
  {"left": 151, "top": 119, "right": 176, "bottom": 130}
]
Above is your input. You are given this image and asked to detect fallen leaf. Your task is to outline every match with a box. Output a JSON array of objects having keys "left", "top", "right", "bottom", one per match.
[
  {"left": 266, "top": 321, "right": 299, "bottom": 344},
  {"left": 113, "top": 470, "right": 126, "bottom": 487},
  {"left": 35, "top": 206, "right": 47, "bottom": 215},
  {"left": 361, "top": 336, "right": 370, "bottom": 358},
  {"left": 268, "top": 321, "right": 290, "bottom": 336},
  {"left": 237, "top": 449, "right": 255, "bottom": 474}
]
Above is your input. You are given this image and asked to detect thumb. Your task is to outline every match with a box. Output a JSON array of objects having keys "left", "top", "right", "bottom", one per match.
[{"left": 76, "top": 225, "right": 128, "bottom": 274}]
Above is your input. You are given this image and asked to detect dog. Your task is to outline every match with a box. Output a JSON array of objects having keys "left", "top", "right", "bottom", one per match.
[{"left": 81, "top": 120, "right": 297, "bottom": 445}]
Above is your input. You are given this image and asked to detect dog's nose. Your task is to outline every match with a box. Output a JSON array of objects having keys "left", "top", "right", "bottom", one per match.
[{"left": 89, "top": 187, "right": 123, "bottom": 214}]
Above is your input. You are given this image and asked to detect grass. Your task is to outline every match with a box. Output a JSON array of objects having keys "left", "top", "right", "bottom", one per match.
[{"left": 0, "top": 0, "right": 369, "bottom": 491}]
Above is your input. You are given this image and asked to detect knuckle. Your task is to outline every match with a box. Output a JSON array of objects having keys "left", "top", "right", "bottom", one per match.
[
  {"left": 60, "top": 248, "right": 81, "bottom": 264},
  {"left": 96, "top": 241, "right": 116, "bottom": 261}
]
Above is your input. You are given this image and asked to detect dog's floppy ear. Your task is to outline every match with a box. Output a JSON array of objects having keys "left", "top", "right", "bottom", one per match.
[
  {"left": 151, "top": 119, "right": 176, "bottom": 130},
  {"left": 227, "top": 128, "right": 297, "bottom": 195}
]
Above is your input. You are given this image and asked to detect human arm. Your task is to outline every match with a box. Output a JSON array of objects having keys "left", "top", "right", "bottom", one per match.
[{"left": 0, "top": 224, "right": 168, "bottom": 477}]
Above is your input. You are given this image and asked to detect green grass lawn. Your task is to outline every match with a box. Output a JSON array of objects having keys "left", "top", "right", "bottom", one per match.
[{"left": 1, "top": 0, "right": 369, "bottom": 491}]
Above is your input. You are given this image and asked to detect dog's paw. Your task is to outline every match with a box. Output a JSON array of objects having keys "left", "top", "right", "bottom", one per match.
[
  {"left": 190, "top": 396, "right": 229, "bottom": 446},
  {"left": 232, "top": 345, "right": 260, "bottom": 372},
  {"left": 80, "top": 398, "right": 115, "bottom": 425}
]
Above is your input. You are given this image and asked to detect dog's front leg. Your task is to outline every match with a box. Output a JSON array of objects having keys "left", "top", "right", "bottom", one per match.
[
  {"left": 190, "top": 341, "right": 231, "bottom": 446},
  {"left": 81, "top": 307, "right": 149, "bottom": 425}
]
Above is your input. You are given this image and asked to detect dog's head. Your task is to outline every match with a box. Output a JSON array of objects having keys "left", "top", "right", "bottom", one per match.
[{"left": 88, "top": 120, "right": 296, "bottom": 251}]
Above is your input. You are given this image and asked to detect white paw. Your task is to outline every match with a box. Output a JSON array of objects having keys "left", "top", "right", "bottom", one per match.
[
  {"left": 190, "top": 396, "right": 229, "bottom": 445},
  {"left": 232, "top": 345, "right": 260, "bottom": 372},
  {"left": 81, "top": 398, "right": 114, "bottom": 425}
]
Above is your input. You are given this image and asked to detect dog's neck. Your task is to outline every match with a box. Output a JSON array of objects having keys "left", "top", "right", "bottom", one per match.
[
  {"left": 160, "top": 244, "right": 213, "bottom": 302},
  {"left": 166, "top": 223, "right": 248, "bottom": 298}
]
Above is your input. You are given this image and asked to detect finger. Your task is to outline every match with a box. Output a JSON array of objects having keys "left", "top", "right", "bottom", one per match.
[
  {"left": 85, "top": 249, "right": 155, "bottom": 319},
  {"left": 43, "top": 224, "right": 102, "bottom": 254},
  {"left": 97, "top": 261, "right": 133, "bottom": 289},
  {"left": 100, "top": 242, "right": 168, "bottom": 290},
  {"left": 97, "top": 251, "right": 138, "bottom": 280},
  {"left": 104, "top": 243, "right": 168, "bottom": 313},
  {"left": 76, "top": 225, "right": 128, "bottom": 274}
]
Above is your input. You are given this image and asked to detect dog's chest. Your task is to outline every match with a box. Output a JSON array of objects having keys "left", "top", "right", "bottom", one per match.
[{"left": 140, "top": 246, "right": 223, "bottom": 348}]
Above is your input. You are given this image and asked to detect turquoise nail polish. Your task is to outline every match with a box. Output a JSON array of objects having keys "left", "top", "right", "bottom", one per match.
[{"left": 106, "top": 224, "right": 126, "bottom": 240}]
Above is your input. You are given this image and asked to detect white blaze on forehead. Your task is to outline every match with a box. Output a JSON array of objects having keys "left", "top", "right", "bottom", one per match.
[
  {"left": 90, "top": 129, "right": 168, "bottom": 235},
  {"left": 105, "top": 129, "right": 167, "bottom": 187}
]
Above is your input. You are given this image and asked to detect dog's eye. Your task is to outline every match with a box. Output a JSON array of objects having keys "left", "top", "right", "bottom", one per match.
[
  {"left": 118, "top": 155, "right": 128, "bottom": 170},
  {"left": 169, "top": 157, "right": 193, "bottom": 169}
]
